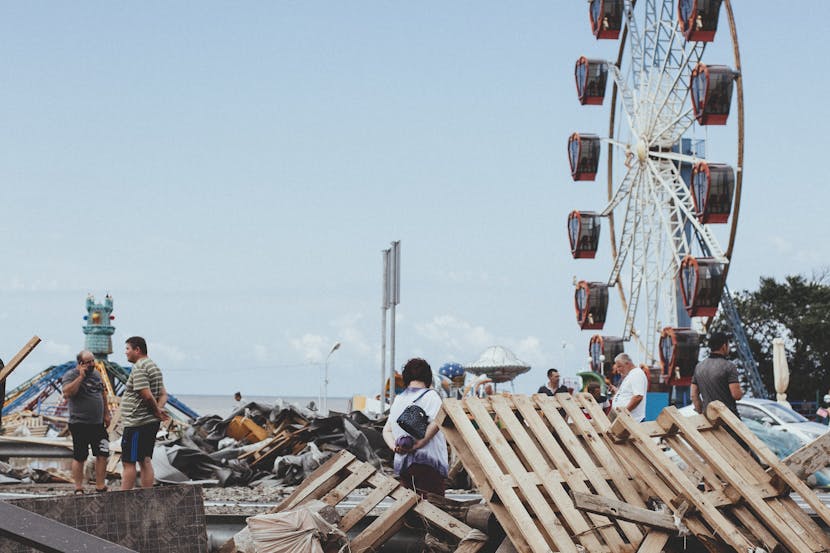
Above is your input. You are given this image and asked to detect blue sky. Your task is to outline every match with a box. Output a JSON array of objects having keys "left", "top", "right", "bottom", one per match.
[{"left": 0, "top": 2, "right": 825, "bottom": 401}]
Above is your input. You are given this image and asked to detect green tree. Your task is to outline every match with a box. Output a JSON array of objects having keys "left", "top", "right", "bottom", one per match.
[{"left": 713, "top": 273, "right": 830, "bottom": 401}]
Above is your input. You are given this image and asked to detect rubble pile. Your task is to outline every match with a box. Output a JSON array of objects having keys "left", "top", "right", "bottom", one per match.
[{"left": 149, "top": 402, "right": 391, "bottom": 488}]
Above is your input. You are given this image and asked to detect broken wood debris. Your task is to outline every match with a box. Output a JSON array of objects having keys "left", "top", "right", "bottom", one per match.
[
  {"left": 221, "top": 449, "right": 486, "bottom": 553},
  {"left": 438, "top": 393, "right": 830, "bottom": 553}
]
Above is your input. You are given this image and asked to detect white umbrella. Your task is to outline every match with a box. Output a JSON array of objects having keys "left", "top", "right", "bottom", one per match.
[{"left": 772, "top": 338, "right": 790, "bottom": 407}]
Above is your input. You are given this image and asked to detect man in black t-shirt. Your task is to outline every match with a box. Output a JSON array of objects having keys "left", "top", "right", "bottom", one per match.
[
  {"left": 691, "top": 332, "right": 743, "bottom": 417},
  {"left": 538, "top": 368, "right": 569, "bottom": 396}
]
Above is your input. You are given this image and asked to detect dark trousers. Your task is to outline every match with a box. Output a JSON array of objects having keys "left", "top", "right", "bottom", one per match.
[{"left": 399, "top": 463, "right": 446, "bottom": 498}]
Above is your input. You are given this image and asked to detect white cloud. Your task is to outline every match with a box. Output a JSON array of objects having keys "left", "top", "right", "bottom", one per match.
[
  {"left": 331, "top": 313, "right": 372, "bottom": 356},
  {"left": 415, "top": 314, "right": 494, "bottom": 353},
  {"left": 769, "top": 235, "right": 824, "bottom": 266},
  {"left": 151, "top": 342, "right": 188, "bottom": 364},
  {"left": 290, "top": 333, "right": 326, "bottom": 363},
  {"left": 414, "top": 314, "right": 548, "bottom": 371},
  {"left": 252, "top": 344, "right": 269, "bottom": 363},
  {"left": 41, "top": 340, "right": 72, "bottom": 359}
]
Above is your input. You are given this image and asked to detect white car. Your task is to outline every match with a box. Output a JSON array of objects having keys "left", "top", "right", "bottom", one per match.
[{"left": 734, "top": 398, "right": 829, "bottom": 445}]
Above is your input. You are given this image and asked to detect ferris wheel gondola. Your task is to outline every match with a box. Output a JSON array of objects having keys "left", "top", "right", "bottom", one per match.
[{"left": 569, "top": 0, "right": 744, "bottom": 378}]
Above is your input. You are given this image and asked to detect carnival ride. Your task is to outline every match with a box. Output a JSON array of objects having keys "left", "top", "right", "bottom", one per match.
[
  {"left": 569, "top": 0, "right": 767, "bottom": 398},
  {"left": 1, "top": 295, "right": 198, "bottom": 422}
]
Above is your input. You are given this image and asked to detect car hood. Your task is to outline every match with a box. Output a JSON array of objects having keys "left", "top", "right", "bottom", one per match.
[{"left": 780, "top": 422, "right": 830, "bottom": 442}]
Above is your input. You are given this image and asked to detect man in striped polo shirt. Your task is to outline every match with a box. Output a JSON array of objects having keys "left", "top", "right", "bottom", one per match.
[{"left": 120, "top": 336, "right": 169, "bottom": 490}]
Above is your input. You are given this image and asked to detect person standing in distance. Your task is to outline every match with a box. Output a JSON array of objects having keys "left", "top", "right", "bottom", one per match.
[
  {"left": 120, "top": 336, "right": 169, "bottom": 490},
  {"left": 611, "top": 353, "right": 647, "bottom": 421},
  {"left": 691, "top": 332, "right": 742, "bottom": 417},
  {"left": 538, "top": 368, "right": 569, "bottom": 396},
  {"left": 62, "top": 350, "right": 110, "bottom": 494}
]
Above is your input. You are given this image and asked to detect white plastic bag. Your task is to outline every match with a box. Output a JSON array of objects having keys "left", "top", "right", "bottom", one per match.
[{"left": 247, "top": 507, "right": 343, "bottom": 553}]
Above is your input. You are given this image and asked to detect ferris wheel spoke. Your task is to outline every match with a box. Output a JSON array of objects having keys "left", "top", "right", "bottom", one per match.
[
  {"left": 606, "top": 169, "right": 643, "bottom": 286},
  {"left": 647, "top": 149, "right": 702, "bottom": 166},
  {"left": 646, "top": 45, "right": 705, "bottom": 142},
  {"left": 621, "top": 178, "right": 654, "bottom": 340},
  {"left": 643, "top": 162, "right": 685, "bottom": 266},
  {"left": 600, "top": 162, "right": 637, "bottom": 216},
  {"left": 623, "top": 0, "right": 645, "bottom": 90},
  {"left": 608, "top": 65, "right": 641, "bottom": 135},
  {"left": 647, "top": 158, "right": 729, "bottom": 263},
  {"left": 650, "top": 107, "right": 697, "bottom": 145}
]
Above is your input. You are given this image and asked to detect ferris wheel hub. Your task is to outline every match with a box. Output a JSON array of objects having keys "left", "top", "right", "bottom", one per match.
[{"left": 636, "top": 138, "right": 648, "bottom": 163}]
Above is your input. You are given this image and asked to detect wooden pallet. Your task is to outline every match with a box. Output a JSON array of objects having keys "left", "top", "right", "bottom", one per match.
[
  {"left": 606, "top": 400, "right": 830, "bottom": 553},
  {"left": 0, "top": 411, "right": 49, "bottom": 437},
  {"left": 437, "top": 394, "right": 648, "bottom": 553},
  {"left": 270, "top": 449, "right": 486, "bottom": 553}
]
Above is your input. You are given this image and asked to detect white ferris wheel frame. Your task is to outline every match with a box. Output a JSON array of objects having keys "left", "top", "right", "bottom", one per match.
[{"left": 598, "top": 0, "right": 744, "bottom": 363}]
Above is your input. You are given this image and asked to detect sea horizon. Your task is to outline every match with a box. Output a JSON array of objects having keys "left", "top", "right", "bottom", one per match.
[{"left": 174, "top": 393, "right": 352, "bottom": 419}]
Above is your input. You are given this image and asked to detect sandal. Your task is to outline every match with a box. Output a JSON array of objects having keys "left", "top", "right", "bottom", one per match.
[
  {"left": 95, "top": 486, "right": 108, "bottom": 493},
  {"left": 73, "top": 489, "right": 85, "bottom": 495}
]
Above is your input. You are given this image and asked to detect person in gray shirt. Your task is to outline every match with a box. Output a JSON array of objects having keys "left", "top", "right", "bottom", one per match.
[
  {"left": 691, "top": 332, "right": 743, "bottom": 416},
  {"left": 62, "top": 350, "right": 111, "bottom": 494}
]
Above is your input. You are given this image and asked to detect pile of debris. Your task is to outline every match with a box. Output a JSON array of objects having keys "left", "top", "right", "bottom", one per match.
[
  {"left": 147, "top": 402, "right": 391, "bottom": 488},
  {"left": 216, "top": 393, "right": 830, "bottom": 553}
]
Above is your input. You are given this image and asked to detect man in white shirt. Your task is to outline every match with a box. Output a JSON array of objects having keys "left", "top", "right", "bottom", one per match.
[{"left": 611, "top": 353, "right": 647, "bottom": 422}]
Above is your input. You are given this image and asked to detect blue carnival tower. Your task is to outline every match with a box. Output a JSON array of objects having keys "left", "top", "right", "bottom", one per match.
[{"left": 83, "top": 294, "right": 116, "bottom": 360}]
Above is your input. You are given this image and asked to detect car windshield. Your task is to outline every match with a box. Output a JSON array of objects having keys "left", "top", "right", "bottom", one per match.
[{"left": 762, "top": 402, "right": 808, "bottom": 423}]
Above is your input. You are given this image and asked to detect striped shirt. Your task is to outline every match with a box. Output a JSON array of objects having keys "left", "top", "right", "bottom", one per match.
[{"left": 120, "top": 357, "right": 165, "bottom": 427}]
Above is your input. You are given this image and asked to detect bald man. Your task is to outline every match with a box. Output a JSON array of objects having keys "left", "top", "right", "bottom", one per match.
[{"left": 611, "top": 353, "right": 648, "bottom": 421}]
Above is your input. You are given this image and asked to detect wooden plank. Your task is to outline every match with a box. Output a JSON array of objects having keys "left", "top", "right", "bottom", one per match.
[
  {"left": 465, "top": 397, "right": 579, "bottom": 553},
  {"left": 555, "top": 394, "right": 646, "bottom": 544},
  {"left": 770, "top": 496, "right": 830, "bottom": 550},
  {"left": 339, "top": 476, "right": 399, "bottom": 532},
  {"left": 570, "top": 491, "right": 677, "bottom": 532},
  {"left": 359, "top": 471, "right": 484, "bottom": 545},
  {"left": 0, "top": 336, "right": 41, "bottom": 384},
  {"left": 708, "top": 400, "right": 830, "bottom": 530},
  {"left": 489, "top": 396, "right": 611, "bottom": 552},
  {"left": 568, "top": 395, "right": 651, "bottom": 508},
  {"left": 635, "top": 531, "right": 670, "bottom": 553},
  {"left": 273, "top": 450, "right": 356, "bottom": 511},
  {"left": 609, "top": 410, "right": 757, "bottom": 552},
  {"left": 784, "top": 430, "right": 830, "bottom": 480},
  {"left": 321, "top": 461, "right": 375, "bottom": 506},
  {"left": 442, "top": 398, "right": 550, "bottom": 553},
  {"left": 349, "top": 488, "right": 418, "bottom": 553},
  {"left": 659, "top": 407, "right": 818, "bottom": 552},
  {"left": 500, "top": 396, "right": 624, "bottom": 551},
  {"left": 454, "top": 540, "right": 487, "bottom": 553},
  {"left": 732, "top": 506, "right": 781, "bottom": 552}
]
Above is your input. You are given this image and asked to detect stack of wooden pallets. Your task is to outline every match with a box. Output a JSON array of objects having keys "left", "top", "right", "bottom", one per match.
[
  {"left": 257, "top": 449, "right": 486, "bottom": 553},
  {"left": 0, "top": 411, "right": 49, "bottom": 437},
  {"left": 437, "top": 393, "right": 830, "bottom": 553}
]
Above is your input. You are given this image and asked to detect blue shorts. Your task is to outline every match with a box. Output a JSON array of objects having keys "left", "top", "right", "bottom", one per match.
[{"left": 121, "top": 421, "right": 160, "bottom": 463}]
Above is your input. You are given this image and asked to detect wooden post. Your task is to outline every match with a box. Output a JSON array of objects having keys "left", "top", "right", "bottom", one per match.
[
  {"left": 0, "top": 336, "right": 42, "bottom": 384},
  {"left": 0, "top": 336, "right": 42, "bottom": 430}
]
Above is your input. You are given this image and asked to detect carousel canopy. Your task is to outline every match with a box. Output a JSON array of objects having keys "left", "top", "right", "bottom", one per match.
[{"left": 465, "top": 345, "right": 531, "bottom": 383}]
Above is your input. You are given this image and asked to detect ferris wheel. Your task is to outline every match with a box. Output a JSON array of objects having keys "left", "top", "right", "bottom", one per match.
[{"left": 568, "top": 0, "right": 744, "bottom": 384}]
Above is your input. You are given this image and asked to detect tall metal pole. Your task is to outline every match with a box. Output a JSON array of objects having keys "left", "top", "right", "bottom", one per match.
[
  {"left": 389, "top": 241, "right": 401, "bottom": 408},
  {"left": 323, "top": 342, "right": 341, "bottom": 415},
  {"left": 380, "top": 248, "right": 390, "bottom": 413}
]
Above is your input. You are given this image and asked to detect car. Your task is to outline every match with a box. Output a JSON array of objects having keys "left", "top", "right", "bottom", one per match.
[
  {"left": 734, "top": 398, "right": 829, "bottom": 444},
  {"left": 676, "top": 398, "right": 830, "bottom": 487}
]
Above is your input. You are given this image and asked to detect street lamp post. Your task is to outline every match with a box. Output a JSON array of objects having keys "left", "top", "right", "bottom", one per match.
[{"left": 323, "top": 342, "right": 341, "bottom": 415}]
